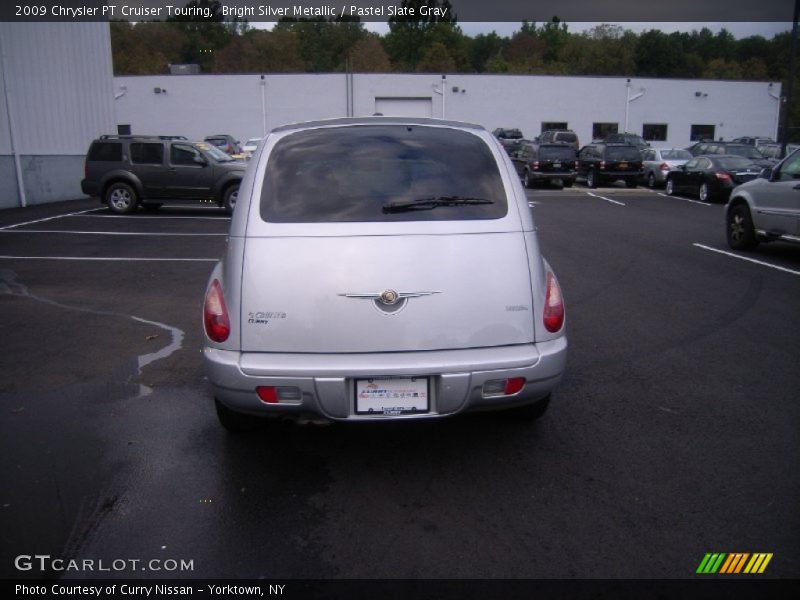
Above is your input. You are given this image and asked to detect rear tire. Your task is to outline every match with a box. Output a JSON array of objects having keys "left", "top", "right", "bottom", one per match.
[
  {"left": 699, "top": 182, "right": 711, "bottom": 202},
  {"left": 215, "top": 398, "right": 259, "bottom": 432},
  {"left": 647, "top": 172, "right": 656, "bottom": 188},
  {"left": 105, "top": 182, "right": 138, "bottom": 215},
  {"left": 625, "top": 179, "right": 637, "bottom": 188},
  {"left": 726, "top": 204, "right": 759, "bottom": 251},
  {"left": 563, "top": 179, "right": 574, "bottom": 188},
  {"left": 502, "top": 395, "right": 551, "bottom": 421},
  {"left": 587, "top": 169, "right": 598, "bottom": 188},
  {"left": 523, "top": 171, "right": 533, "bottom": 189},
  {"left": 665, "top": 177, "right": 676, "bottom": 196},
  {"left": 223, "top": 184, "right": 239, "bottom": 215}
]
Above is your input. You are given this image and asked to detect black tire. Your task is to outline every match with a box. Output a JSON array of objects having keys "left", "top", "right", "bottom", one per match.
[
  {"left": 726, "top": 203, "right": 759, "bottom": 251},
  {"left": 523, "top": 170, "right": 533, "bottom": 189},
  {"left": 587, "top": 169, "right": 598, "bottom": 188},
  {"left": 625, "top": 179, "right": 637, "bottom": 189},
  {"left": 665, "top": 177, "right": 676, "bottom": 196},
  {"left": 501, "top": 395, "right": 551, "bottom": 421},
  {"left": 105, "top": 182, "right": 138, "bottom": 215},
  {"left": 214, "top": 398, "right": 259, "bottom": 433},
  {"left": 563, "top": 179, "right": 574, "bottom": 188},
  {"left": 223, "top": 183, "right": 240, "bottom": 214},
  {"left": 647, "top": 172, "right": 656, "bottom": 188},
  {"left": 698, "top": 182, "right": 711, "bottom": 203}
]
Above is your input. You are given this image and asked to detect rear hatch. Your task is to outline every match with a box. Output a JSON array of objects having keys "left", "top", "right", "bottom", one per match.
[
  {"left": 538, "top": 145, "right": 577, "bottom": 173},
  {"left": 605, "top": 146, "right": 642, "bottom": 173},
  {"left": 239, "top": 123, "right": 535, "bottom": 354}
]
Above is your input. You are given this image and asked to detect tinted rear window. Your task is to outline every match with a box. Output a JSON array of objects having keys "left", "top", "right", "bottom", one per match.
[
  {"left": 717, "top": 157, "right": 755, "bottom": 170},
  {"left": 554, "top": 132, "right": 577, "bottom": 143},
  {"left": 606, "top": 147, "right": 641, "bottom": 161},
  {"left": 260, "top": 125, "right": 508, "bottom": 223},
  {"left": 130, "top": 143, "right": 164, "bottom": 164},
  {"left": 539, "top": 145, "right": 576, "bottom": 160},
  {"left": 661, "top": 149, "right": 691, "bottom": 160},
  {"left": 87, "top": 142, "right": 122, "bottom": 162},
  {"left": 727, "top": 146, "right": 764, "bottom": 159}
]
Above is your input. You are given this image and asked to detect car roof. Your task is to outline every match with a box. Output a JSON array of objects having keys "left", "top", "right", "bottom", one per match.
[{"left": 271, "top": 116, "right": 485, "bottom": 134}]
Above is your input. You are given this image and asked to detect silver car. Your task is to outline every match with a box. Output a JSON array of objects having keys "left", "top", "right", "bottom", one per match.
[
  {"left": 640, "top": 147, "right": 692, "bottom": 188},
  {"left": 202, "top": 117, "right": 567, "bottom": 430},
  {"left": 726, "top": 148, "right": 800, "bottom": 251}
]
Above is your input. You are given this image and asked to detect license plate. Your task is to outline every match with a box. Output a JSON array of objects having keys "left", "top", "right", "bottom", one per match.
[
  {"left": 553, "top": 162, "right": 562, "bottom": 169},
  {"left": 355, "top": 377, "right": 430, "bottom": 415},
  {"left": 619, "top": 162, "right": 629, "bottom": 169}
]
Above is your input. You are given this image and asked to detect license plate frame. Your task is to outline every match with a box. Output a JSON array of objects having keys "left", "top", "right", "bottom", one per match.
[{"left": 354, "top": 376, "right": 430, "bottom": 416}]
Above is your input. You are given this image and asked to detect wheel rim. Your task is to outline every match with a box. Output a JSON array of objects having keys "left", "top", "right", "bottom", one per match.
[
  {"left": 109, "top": 188, "right": 132, "bottom": 210},
  {"left": 228, "top": 189, "right": 238, "bottom": 208},
  {"left": 588, "top": 171, "right": 594, "bottom": 186},
  {"left": 730, "top": 213, "right": 746, "bottom": 243},
  {"left": 699, "top": 184, "right": 708, "bottom": 202},
  {"left": 666, "top": 180, "right": 673, "bottom": 194},
  {"left": 524, "top": 172, "right": 530, "bottom": 187}
]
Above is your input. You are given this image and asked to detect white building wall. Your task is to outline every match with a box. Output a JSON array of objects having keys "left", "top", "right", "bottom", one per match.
[
  {"left": 113, "top": 73, "right": 781, "bottom": 150},
  {"left": 0, "top": 22, "right": 116, "bottom": 207}
]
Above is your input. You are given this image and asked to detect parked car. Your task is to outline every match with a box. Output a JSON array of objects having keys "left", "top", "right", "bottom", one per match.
[
  {"left": 241, "top": 137, "right": 262, "bottom": 159},
  {"left": 640, "top": 147, "right": 693, "bottom": 188},
  {"left": 492, "top": 127, "right": 525, "bottom": 155},
  {"left": 757, "top": 142, "right": 800, "bottom": 162},
  {"left": 725, "top": 148, "right": 800, "bottom": 250},
  {"left": 732, "top": 136, "right": 775, "bottom": 147},
  {"left": 204, "top": 134, "right": 242, "bottom": 156},
  {"left": 665, "top": 155, "right": 762, "bottom": 202},
  {"left": 538, "top": 129, "right": 579, "bottom": 153},
  {"left": 202, "top": 117, "right": 567, "bottom": 430},
  {"left": 511, "top": 141, "right": 577, "bottom": 188},
  {"left": 686, "top": 141, "right": 773, "bottom": 169},
  {"left": 576, "top": 142, "right": 643, "bottom": 188},
  {"left": 81, "top": 134, "right": 245, "bottom": 214},
  {"left": 604, "top": 132, "right": 650, "bottom": 149}
]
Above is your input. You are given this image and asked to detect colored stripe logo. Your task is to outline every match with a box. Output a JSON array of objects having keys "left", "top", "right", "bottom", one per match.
[{"left": 697, "top": 553, "right": 773, "bottom": 574}]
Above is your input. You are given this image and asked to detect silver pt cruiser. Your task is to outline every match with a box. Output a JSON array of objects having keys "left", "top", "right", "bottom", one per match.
[{"left": 202, "top": 117, "right": 567, "bottom": 430}]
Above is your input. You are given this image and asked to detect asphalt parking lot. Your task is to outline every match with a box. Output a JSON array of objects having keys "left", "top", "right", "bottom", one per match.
[{"left": 0, "top": 186, "right": 798, "bottom": 582}]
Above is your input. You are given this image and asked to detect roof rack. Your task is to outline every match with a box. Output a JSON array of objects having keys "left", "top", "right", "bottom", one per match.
[{"left": 99, "top": 135, "right": 188, "bottom": 140}]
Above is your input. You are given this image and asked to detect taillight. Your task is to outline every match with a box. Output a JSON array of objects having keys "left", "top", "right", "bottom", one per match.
[
  {"left": 599, "top": 160, "right": 606, "bottom": 170},
  {"left": 531, "top": 161, "right": 540, "bottom": 170},
  {"left": 659, "top": 162, "right": 670, "bottom": 172},
  {"left": 715, "top": 172, "right": 731, "bottom": 181},
  {"left": 482, "top": 377, "right": 526, "bottom": 398},
  {"left": 543, "top": 272, "right": 565, "bottom": 333},
  {"left": 204, "top": 279, "right": 230, "bottom": 342},
  {"left": 574, "top": 161, "right": 579, "bottom": 169}
]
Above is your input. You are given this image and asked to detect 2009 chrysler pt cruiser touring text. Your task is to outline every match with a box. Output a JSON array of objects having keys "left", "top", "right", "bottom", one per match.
[{"left": 202, "top": 117, "right": 567, "bottom": 430}]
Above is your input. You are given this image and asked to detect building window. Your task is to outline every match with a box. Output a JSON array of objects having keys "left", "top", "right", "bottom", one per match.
[
  {"left": 541, "top": 122, "right": 568, "bottom": 132},
  {"left": 690, "top": 124, "right": 715, "bottom": 142},
  {"left": 643, "top": 124, "right": 667, "bottom": 142},
  {"left": 593, "top": 122, "right": 618, "bottom": 140}
]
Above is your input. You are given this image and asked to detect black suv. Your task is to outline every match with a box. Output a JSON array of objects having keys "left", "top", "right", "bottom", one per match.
[
  {"left": 81, "top": 135, "right": 246, "bottom": 214},
  {"left": 511, "top": 141, "right": 577, "bottom": 188},
  {"left": 576, "top": 143, "right": 643, "bottom": 188}
]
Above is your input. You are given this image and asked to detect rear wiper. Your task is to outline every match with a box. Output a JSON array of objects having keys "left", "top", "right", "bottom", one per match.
[{"left": 382, "top": 196, "right": 494, "bottom": 213}]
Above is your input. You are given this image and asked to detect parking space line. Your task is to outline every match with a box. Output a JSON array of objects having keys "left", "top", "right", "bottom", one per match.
[
  {"left": 658, "top": 193, "right": 711, "bottom": 206},
  {"left": 693, "top": 243, "right": 800, "bottom": 276},
  {"left": 0, "top": 255, "right": 218, "bottom": 262},
  {"left": 585, "top": 192, "right": 625, "bottom": 206},
  {"left": 0, "top": 230, "right": 227, "bottom": 237},
  {"left": 0, "top": 208, "right": 104, "bottom": 230},
  {"left": 78, "top": 214, "right": 231, "bottom": 221}
]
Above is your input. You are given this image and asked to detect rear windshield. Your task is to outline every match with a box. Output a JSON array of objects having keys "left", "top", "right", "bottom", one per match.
[
  {"left": 726, "top": 146, "right": 764, "bottom": 159},
  {"left": 502, "top": 129, "right": 523, "bottom": 139},
  {"left": 260, "top": 125, "right": 508, "bottom": 223},
  {"left": 606, "top": 147, "right": 641, "bottom": 161},
  {"left": 717, "top": 157, "right": 756, "bottom": 170},
  {"left": 539, "top": 145, "right": 577, "bottom": 160},
  {"left": 554, "top": 132, "right": 577, "bottom": 143},
  {"left": 661, "top": 149, "right": 691, "bottom": 160}
]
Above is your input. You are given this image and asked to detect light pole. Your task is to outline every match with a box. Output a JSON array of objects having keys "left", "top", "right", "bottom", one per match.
[{"left": 624, "top": 78, "right": 645, "bottom": 133}]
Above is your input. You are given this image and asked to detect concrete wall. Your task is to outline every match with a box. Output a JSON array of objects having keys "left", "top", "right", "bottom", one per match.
[
  {"left": 114, "top": 73, "right": 782, "bottom": 150},
  {"left": 0, "top": 23, "right": 116, "bottom": 209}
]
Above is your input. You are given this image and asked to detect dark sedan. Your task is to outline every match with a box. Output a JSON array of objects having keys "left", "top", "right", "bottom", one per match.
[{"left": 665, "top": 155, "right": 762, "bottom": 202}]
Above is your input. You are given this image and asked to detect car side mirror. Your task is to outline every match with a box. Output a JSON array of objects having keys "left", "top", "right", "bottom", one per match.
[
  {"left": 194, "top": 155, "right": 208, "bottom": 166},
  {"left": 759, "top": 167, "right": 773, "bottom": 180}
]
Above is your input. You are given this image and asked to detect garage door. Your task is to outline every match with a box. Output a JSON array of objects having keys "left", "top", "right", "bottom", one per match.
[{"left": 374, "top": 97, "right": 433, "bottom": 118}]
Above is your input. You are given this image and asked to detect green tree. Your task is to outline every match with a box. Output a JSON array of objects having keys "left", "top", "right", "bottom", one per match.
[
  {"left": 274, "top": 17, "right": 367, "bottom": 72},
  {"left": 383, "top": 0, "right": 458, "bottom": 70},
  {"left": 348, "top": 36, "right": 392, "bottom": 72}
]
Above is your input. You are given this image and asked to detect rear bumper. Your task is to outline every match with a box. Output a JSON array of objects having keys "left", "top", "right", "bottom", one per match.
[
  {"left": 531, "top": 171, "right": 576, "bottom": 182},
  {"left": 81, "top": 179, "right": 100, "bottom": 197},
  {"left": 204, "top": 338, "right": 567, "bottom": 422}
]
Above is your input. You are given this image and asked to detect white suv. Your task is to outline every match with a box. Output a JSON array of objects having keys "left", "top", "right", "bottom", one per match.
[
  {"left": 726, "top": 148, "right": 800, "bottom": 250},
  {"left": 202, "top": 117, "right": 567, "bottom": 430}
]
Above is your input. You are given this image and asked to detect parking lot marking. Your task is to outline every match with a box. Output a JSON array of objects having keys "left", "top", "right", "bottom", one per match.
[
  {"left": 658, "top": 193, "right": 711, "bottom": 206},
  {"left": 586, "top": 192, "right": 625, "bottom": 206},
  {"left": 1, "top": 229, "right": 227, "bottom": 237},
  {"left": 0, "top": 255, "right": 218, "bottom": 262},
  {"left": 693, "top": 243, "right": 800, "bottom": 276},
  {"left": 0, "top": 208, "right": 104, "bottom": 230}
]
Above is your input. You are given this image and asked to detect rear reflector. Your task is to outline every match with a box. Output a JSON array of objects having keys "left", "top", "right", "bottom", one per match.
[
  {"left": 256, "top": 386, "right": 302, "bottom": 404},
  {"left": 482, "top": 377, "right": 526, "bottom": 398},
  {"left": 203, "top": 279, "right": 230, "bottom": 342},
  {"left": 543, "top": 271, "right": 565, "bottom": 333}
]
